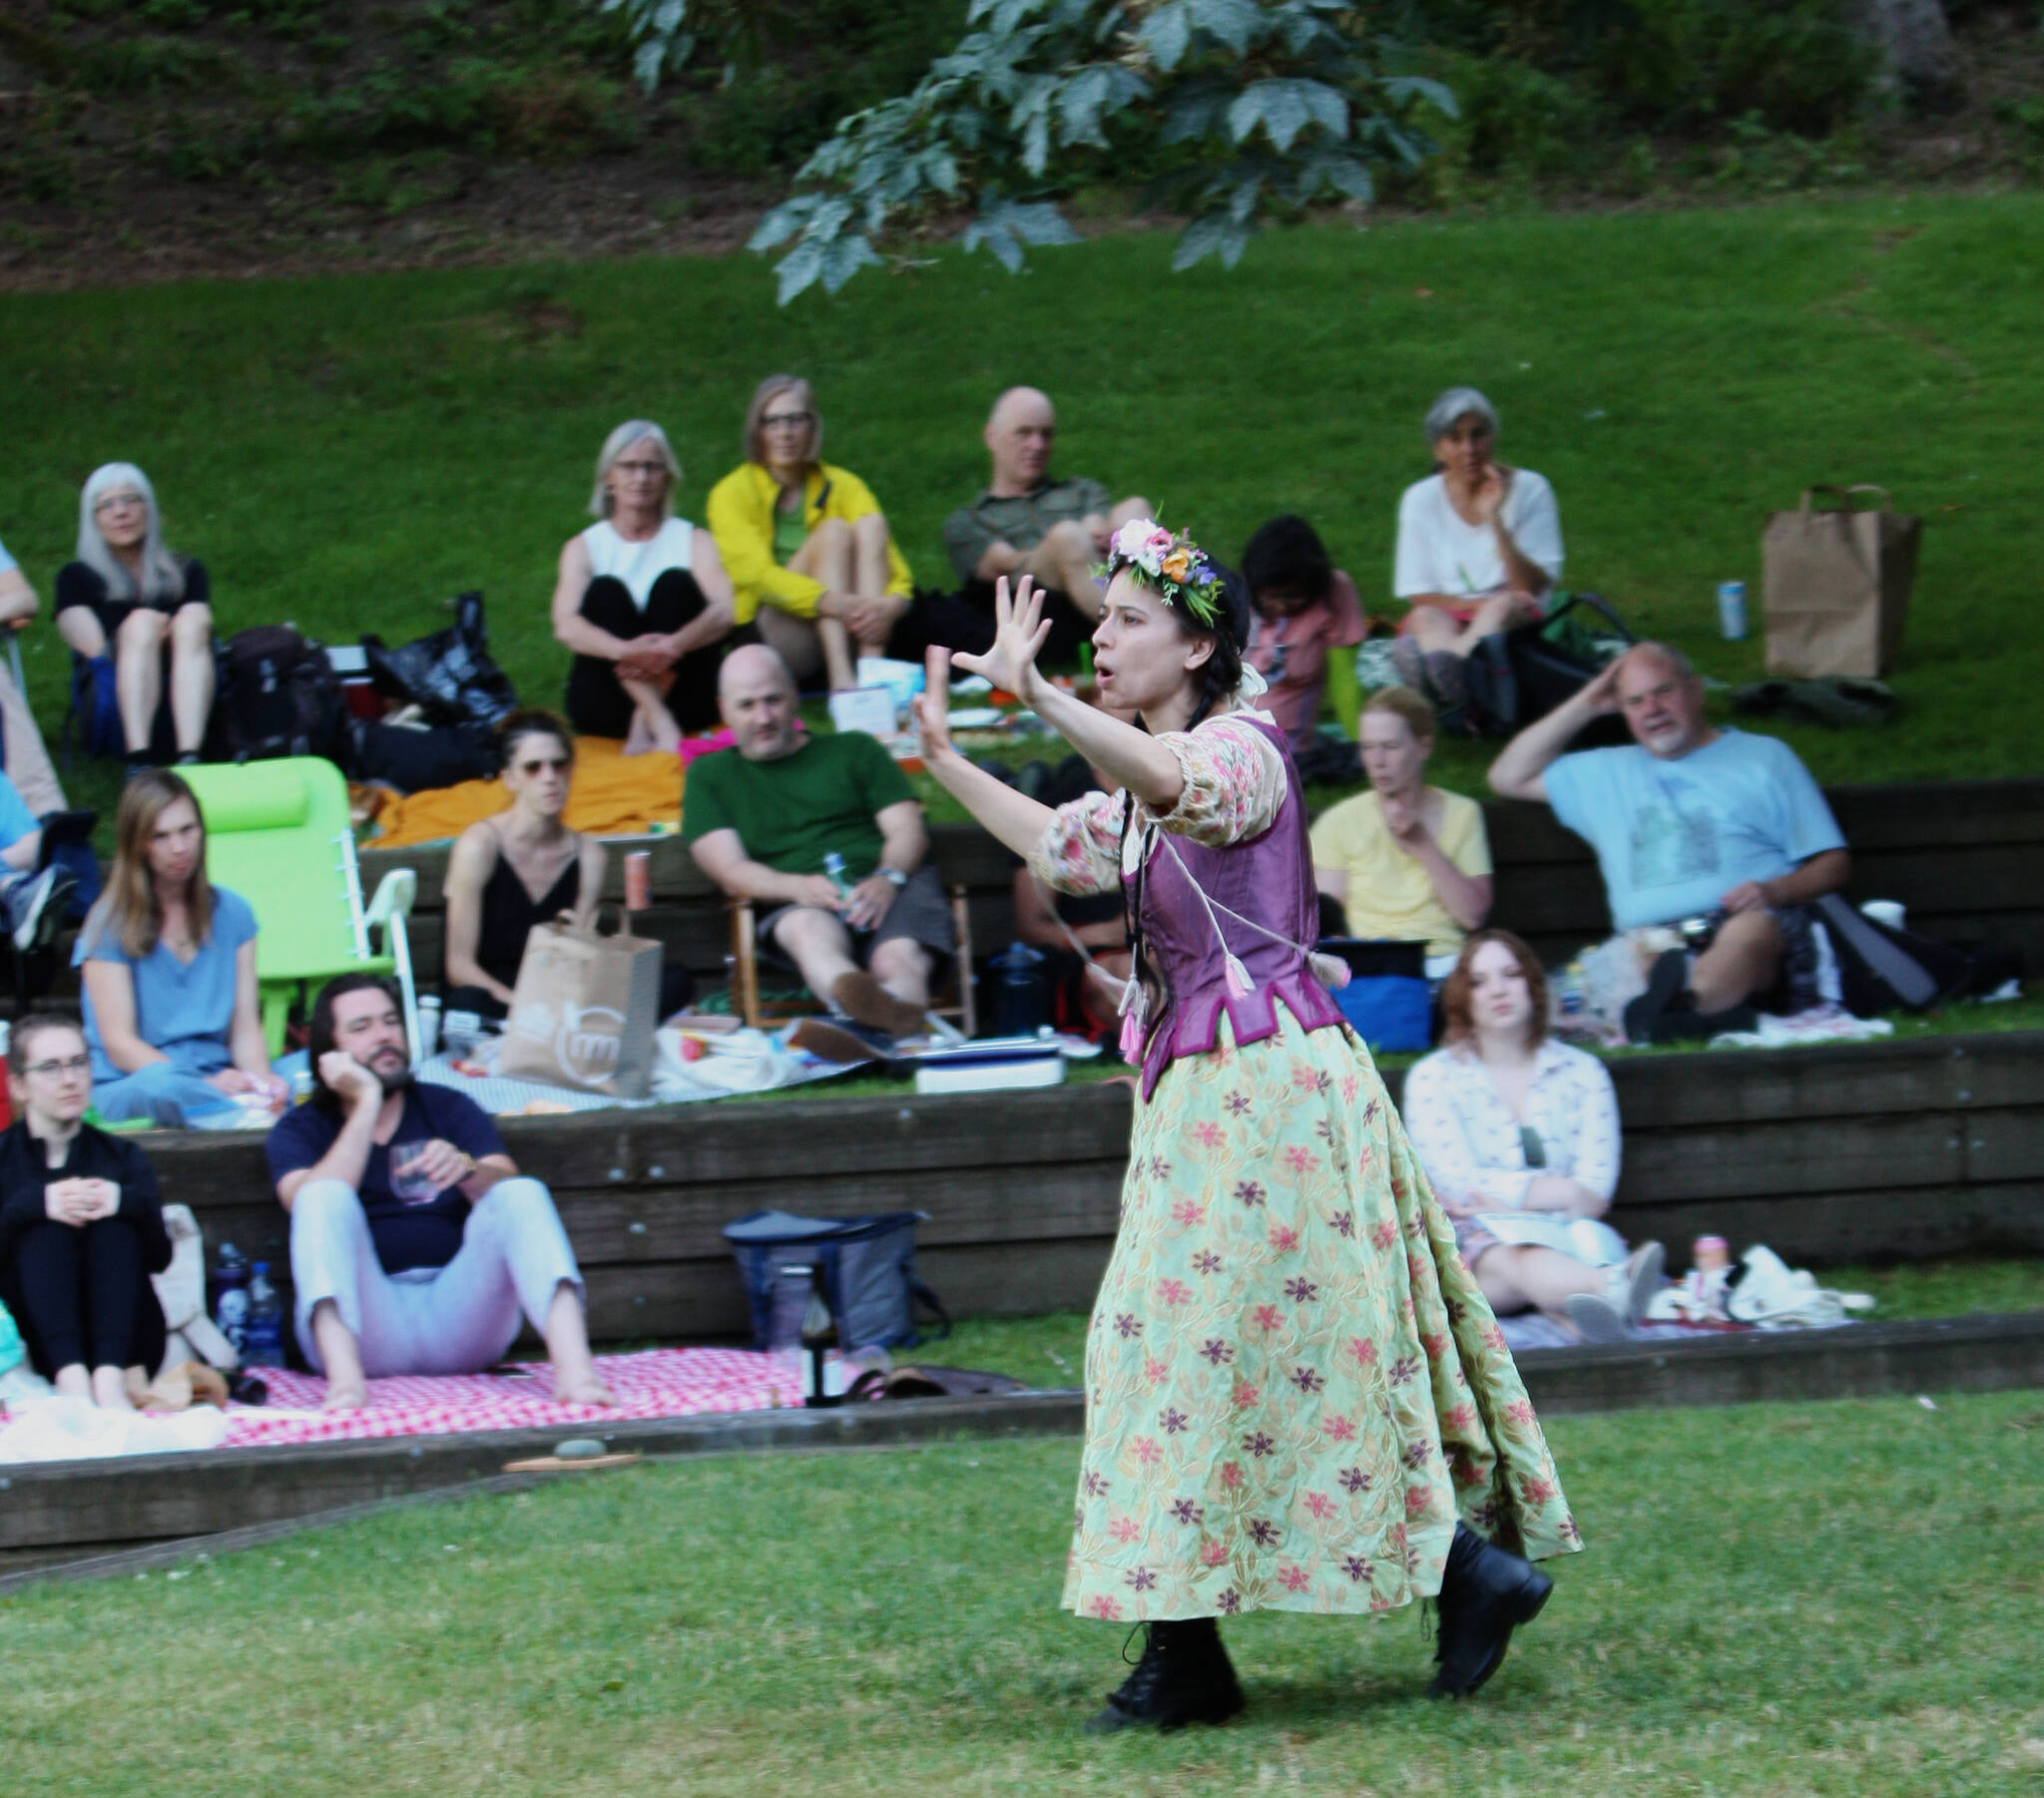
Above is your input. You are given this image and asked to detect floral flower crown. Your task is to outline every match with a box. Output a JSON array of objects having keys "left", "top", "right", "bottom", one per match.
[{"left": 1100, "top": 520, "right": 1227, "bottom": 629}]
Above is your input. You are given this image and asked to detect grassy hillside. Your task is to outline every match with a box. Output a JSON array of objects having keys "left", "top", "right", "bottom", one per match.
[{"left": 2, "top": 194, "right": 2041, "bottom": 829}]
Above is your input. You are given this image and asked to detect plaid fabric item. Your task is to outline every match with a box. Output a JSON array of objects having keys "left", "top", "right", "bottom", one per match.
[{"left": 220, "top": 1347, "right": 796, "bottom": 1447}]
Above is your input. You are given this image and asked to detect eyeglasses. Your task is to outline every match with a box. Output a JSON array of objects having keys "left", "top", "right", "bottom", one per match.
[
  {"left": 94, "top": 492, "right": 146, "bottom": 513},
  {"left": 24, "top": 1056, "right": 92, "bottom": 1079},
  {"left": 613, "top": 460, "right": 669, "bottom": 478},
  {"left": 762, "top": 412, "right": 815, "bottom": 431}
]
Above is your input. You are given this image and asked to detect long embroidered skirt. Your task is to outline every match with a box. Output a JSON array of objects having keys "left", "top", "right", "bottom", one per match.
[{"left": 1062, "top": 1009, "right": 1581, "bottom": 1622}]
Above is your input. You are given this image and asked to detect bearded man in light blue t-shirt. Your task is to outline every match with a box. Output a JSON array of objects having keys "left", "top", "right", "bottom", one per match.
[{"left": 1487, "top": 643, "right": 1849, "bottom": 1043}]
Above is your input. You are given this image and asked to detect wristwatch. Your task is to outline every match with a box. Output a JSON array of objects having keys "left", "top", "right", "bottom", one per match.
[{"left": 876, "top": 866, "right": 909, "bottom": 889}]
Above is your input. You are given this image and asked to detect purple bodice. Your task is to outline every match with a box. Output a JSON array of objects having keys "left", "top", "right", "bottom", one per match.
[{"left": 1127, "top": 716, "right": 1346, "bottom": 1100}]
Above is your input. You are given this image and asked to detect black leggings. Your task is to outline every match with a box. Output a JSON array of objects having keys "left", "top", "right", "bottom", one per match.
[
  {"left": 566, "top": 571, "right": 724, "bottom": 737},
  {"left": 3, "top": 1218, "right": 168, "bottom": 1376}
]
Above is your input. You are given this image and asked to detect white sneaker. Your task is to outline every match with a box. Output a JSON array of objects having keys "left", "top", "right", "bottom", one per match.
[
  {"left": 1563, "top": 1241, "right": 1665, "bottom": 1344},
  {"left": 1562, "top": 1289, "right": 1628, "bottom": 1343}
]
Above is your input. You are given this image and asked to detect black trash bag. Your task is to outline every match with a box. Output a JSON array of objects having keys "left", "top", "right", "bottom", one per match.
[
  {"left": 361, "top": 591, "right": 518, "bottom": 729},
  {"left": 347, "top": 718, "right": 503, "bottom": 794}
]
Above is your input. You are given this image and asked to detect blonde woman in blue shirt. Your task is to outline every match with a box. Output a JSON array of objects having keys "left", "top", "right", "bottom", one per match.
[{"left": 75, "top": 770, "right": 285, "bottom": 1125}]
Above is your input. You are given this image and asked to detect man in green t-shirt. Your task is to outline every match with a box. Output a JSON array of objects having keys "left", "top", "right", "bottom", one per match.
[
  {"left": 941, "top": 386, "right": 1151, "bottom": 658},
  {"left": 684, "top": 645, "right": 953, "bottom": 1038}
]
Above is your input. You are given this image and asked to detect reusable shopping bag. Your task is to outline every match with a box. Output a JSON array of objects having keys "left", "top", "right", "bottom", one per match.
[
  {"left": 1762, "top": 486, "right": 1919, "bottom": 678},
  {"left": 500, "top": 909, "right": 664, "bottom": 1099}
]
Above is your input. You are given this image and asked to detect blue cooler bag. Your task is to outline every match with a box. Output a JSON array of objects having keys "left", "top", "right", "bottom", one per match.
[
  {"left": 722, "top": 1209, "right": 949, "bottom": 1352},
  {"left": 1319, "top": 938, "right": 1433, "bottom": 1053}
]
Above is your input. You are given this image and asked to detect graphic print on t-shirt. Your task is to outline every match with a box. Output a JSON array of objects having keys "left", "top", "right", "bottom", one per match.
[{"left": 1627, "top": 773, "right": 1721, "bottom": 894}]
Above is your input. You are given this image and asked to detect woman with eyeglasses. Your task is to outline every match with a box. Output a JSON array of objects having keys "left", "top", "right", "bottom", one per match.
[
  {"left": 0, "top": 1014, "right": 173, "bottom": 1409},
  {"left": 76, "top": 769, "right": 286, "bottom": 1126},
  {"left": 707, "top": 374, "right": 914, "bottom": 692},
  {"left": 441, "top": 709, "right": 693, "bottom": 1023},
  {"left": 54, "top": 462, "right": 216, "bottom": 769},
  {"left": 553, "top": 420, "right": 736, "bottom": 754}
]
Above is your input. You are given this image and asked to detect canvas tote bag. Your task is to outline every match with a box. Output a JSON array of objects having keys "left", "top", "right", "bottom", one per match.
[
  {"left": 1761, "top": 485, "right": 1919, "bottom": 678},
  {"left": 500, "top": 908, "right": 664, "bottom": 1098}
]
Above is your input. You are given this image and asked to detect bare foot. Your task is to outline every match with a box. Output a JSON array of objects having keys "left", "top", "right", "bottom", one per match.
[
  {"left": 320, "top": 1380, "right": 367, "bottom": 1413},
  {"left": 553, "top": 1375, "right": 617, "bottom": 1407},
  {"left": 92, "top": 1365, "right": 139, "bottom": 1411},
  {"left": 54, "top": 1365, "right": 92, "bottom": 1403}
]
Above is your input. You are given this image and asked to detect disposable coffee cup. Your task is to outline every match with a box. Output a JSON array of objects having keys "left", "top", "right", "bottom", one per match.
[{"left": 1859, "top": 900, "right": 1905, "bottom": 931}]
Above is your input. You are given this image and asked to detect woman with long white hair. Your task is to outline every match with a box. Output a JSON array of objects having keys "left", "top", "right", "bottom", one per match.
[
  {"left": 551, "top": 420, "right": 736, "bottom": 754},
  {"left": 55, "top": 463, "right": 215, "bottom": 768},
  {"left": 914, "top": 531, "right": 1577, "bottom": 1730}
]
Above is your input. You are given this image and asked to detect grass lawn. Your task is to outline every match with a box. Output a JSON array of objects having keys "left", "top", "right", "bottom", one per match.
[
  {"left": 938, "top": 1255, "right": 2044, "bottom": 1385},
  {"left": 6, "top": 1391, "right": 2041, "bottom": 1796},
  {"left": 3, "top": 193, "right": 2043, "bottom": 846}
]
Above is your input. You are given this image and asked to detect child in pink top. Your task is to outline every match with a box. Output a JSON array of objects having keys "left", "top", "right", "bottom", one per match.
[{"left": 1239, "top": 516, "right": 1367, "bottom": 751}]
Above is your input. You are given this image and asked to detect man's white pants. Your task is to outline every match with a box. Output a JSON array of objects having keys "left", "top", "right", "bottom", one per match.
[{"left": 288, "top": 1176, "right": 584, "bottom": 1377}]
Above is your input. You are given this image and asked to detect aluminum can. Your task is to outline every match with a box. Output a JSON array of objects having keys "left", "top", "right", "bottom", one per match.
[
  {"left": 1717, "top": 581, "right": 1748, "bottom": 641},
  {"left": 624, "top": 849, "right": 652, "bottom": 911},
  {"left": 1693, "top": 1234, "right": 1730, "bottom": 1274}
]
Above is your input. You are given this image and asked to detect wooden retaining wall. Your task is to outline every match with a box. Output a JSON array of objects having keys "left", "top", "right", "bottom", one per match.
[
  {"left": 150, "top": 1031, "right": 2044, "bottom": 1346},
  {"left": 357, "top": 773, "right": 2044, "bottom": 988},
  {"left": 7, "top": 1313, "right": 2043, "bottom": 1577}
]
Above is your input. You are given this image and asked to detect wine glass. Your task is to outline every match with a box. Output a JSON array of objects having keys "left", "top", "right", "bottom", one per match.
[{"left": 388, "top": 1139, "right": 440, "bottom": 1205}]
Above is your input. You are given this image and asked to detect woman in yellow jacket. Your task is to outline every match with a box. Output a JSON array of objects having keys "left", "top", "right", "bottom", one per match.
[{"left": 706, "top": 375, "right": 913, "bottom": 691}]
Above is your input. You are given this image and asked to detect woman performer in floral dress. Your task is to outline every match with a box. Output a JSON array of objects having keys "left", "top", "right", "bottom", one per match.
[{"left": 915, "top": 525, "right": 1581, "bottom": 1732}]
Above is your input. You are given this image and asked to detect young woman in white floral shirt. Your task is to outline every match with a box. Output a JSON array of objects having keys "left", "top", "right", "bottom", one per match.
[{"left": 1400, "top": 931, "right": 1663, "bottom": 1341}]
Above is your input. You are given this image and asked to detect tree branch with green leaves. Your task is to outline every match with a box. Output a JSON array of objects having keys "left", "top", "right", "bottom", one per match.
[{"left": 611, "top": 0, "right": 1455, "bottom": 303}]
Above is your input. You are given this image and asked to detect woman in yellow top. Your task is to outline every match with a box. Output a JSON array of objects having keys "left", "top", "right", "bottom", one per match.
[
  {"left": 1310, "top": 686, "right": 1492, "bottom": 979},
  {"left": 706, "top": 375, "right": 913, "bottom": 692}
]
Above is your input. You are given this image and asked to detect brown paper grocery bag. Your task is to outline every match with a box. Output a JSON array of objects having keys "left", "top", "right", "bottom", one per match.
[
  {"left": 1762, "top": 485, "right": 1919, "bottom": 678},
  {"left": 499, "top": 910, "right": 664, "bottom": 1099}
]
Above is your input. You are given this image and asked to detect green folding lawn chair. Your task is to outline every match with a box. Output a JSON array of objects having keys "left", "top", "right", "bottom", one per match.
[{"left": 180, "top": 757, "right": 421, "bottom": 1061}]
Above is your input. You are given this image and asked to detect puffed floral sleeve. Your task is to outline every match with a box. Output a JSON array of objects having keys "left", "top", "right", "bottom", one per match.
[
  {"left": 1140, "top": 712, "right": 1288, "bottom": 848},
  {"left": 1028, "top": 788, "right": 1130, "bottom": 897}
]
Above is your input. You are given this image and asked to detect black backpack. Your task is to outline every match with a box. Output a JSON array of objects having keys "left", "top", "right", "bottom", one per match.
[
  {"left": 1462, "top": 593, "right": 1635, "bottom": 741},
  {"left": 1813, "top": 895, "right": 1978, "bottom": 1016},
  {"left": 211, "top": 625, "right": 348, "bottom": 764}
]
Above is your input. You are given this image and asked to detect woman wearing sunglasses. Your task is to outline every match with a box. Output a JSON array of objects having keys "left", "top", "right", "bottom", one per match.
[
  {"left": 440, "top": 710, "right": 692, "bottom": 1023},
  {"left": 0, "top": 1013, "right": 172, "bottom": 1410}
]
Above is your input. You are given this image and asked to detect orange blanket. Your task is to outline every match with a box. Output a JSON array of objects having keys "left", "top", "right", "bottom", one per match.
[{"left": 368, "top": 736, "right": 685, "bottom": 848}]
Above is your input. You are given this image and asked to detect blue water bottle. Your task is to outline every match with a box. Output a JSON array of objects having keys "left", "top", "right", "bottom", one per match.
[
  {"left": 213, "top": 1241, "right": 251, "bottom": 1359},
  {"left": 243, "top": 1262, "right": 285, "bottom": 1368}
]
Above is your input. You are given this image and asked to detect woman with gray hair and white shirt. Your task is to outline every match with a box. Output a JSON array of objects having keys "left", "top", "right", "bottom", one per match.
[
  {"left": 551, "top": 420, "right": 736, "bottom": 754},
  {"left": 54, "top": 464, "right": 215, "bottom": 769},
  {"left": 1390, "top": 388, "right": 1563, "bottom": 710}
]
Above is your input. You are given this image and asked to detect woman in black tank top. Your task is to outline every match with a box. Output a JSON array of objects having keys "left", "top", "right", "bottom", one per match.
[
  {"left": 441, "top": 710, "right": 693, "bottom": 1023},
  {"left": 442, "top": 710, "right": 602, "bottom": 1021}
]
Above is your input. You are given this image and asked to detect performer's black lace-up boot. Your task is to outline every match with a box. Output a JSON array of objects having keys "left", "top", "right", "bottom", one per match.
[
  {"left": 1428, "top": 1524, "right": 1553, "bottom": 1698},
  {"left": 1084, "top": 1618, "right": 1246, "bottom": 1733}
]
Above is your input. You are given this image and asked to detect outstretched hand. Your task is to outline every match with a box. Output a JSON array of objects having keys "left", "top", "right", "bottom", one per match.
[{"left": 951, "top": 575, "right": 1052, "bottom": 701}]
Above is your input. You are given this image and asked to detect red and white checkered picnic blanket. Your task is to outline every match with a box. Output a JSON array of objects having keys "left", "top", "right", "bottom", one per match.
[{"left": 219, "top": 1347, "right": 795, "bottom": 1448}]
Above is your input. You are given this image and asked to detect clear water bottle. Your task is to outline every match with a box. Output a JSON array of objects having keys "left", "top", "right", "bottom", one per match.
[
  {"left": 243, "top": 1261, "right": 285, "bottom": 1368},
  {"left": 821, "top": 851, "right": 852, "bottom": 900},
  {"left": 800, "top": 1272, "right": 839, "bottom": 1410},
  {"left": 766, "top": 1262, "right": 815, "bottom": 1357},
  {"left": 213, "top": 1241, "right": 251, "bottom": 1358}
]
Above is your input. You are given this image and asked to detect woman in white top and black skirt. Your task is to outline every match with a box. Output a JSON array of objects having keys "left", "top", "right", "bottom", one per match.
[{"left": 551, "top": 421, "right": 736, "bottom": 753}]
